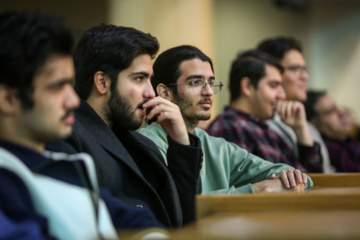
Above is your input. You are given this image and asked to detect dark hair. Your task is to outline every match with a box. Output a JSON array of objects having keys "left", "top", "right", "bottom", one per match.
[
  {"left": 0, "top": 10, "right": 74, "bottom": 109},
  {"left": 304, "top": 90, "right": 327, "bottom": 122},
  {"left": 74, "top": 24, "right": 159, "bottom": 100},
  {"left": 229, "top": 49, "right": 283, "bottom": 102},
  {"left": 152, "top": 45, "right": 214, "bottom": 95},
  {"left": 257, "top": 36, "right": 302, "bottom": 60}
]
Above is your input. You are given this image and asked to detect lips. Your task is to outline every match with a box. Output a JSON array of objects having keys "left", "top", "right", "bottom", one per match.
[{"left": 63, "top": 112, "right": 75, "bottom": 125}]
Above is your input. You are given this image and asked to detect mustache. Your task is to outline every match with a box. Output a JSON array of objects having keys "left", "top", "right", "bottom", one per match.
[
  {"left": 60, "top": 109, "right": 76, "bottom": 121},
  {"left": 198, "top": 98, "right": 212, "bottom": 105},
  {"left": 137, "top": 99, "right": 150, "bottom": 109}
]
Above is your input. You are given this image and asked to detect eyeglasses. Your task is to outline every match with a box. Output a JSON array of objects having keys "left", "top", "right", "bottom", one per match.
[
  {"left": 167, "top": 79, "right": 223, "bottom": 95},
  {"left": 284, "top": 65, "right": 307, "bottom": 75}
]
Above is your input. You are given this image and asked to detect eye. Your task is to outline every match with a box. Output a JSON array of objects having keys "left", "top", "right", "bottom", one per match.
[
  {"left": 134, "top": 76, "right": 145, "bottom": 82},
  {"left": 190, "top": 79, "right": 204, "bottom": 86}
]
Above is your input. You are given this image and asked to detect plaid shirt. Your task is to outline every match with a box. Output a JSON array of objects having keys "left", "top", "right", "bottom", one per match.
[{"left": 207, "top": 106, "right": 323, "bottom": 173}]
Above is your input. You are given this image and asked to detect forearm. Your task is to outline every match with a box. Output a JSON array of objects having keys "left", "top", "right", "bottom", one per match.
[{"left": 293, "top": 124, "right": 314, "bottom": 146}]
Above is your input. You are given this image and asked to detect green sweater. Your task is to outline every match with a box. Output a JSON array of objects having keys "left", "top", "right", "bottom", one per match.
[{"left": 138, "top": 123, "right": 313, "bottom": 194}]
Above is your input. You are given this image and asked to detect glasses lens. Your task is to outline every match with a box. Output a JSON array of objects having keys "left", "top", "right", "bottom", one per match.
[
  {"left": 191, "top": 80, "right": 223, "bottom": 95},
  {"left": 212, "top": 80, "right": 222, "bottom": 95}
]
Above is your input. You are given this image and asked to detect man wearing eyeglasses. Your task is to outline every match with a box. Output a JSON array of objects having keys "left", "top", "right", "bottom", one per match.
[
  {"left": 207, "top": 50, "right": 322, "bottom": 174},
  {"left": 257, "top": 36, "right": 335, "bottom": 173},
  {"left": 139, "top": 45, "right": 313, "bottom": 194},
  {"left": 304, "top": 90, "right": 360, "bottom": 172},
  {"left": 47, "top": 25, "right": 203, "bottom": 228}
]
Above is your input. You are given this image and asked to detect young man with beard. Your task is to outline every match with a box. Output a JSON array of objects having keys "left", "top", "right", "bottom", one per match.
[
  {"left": 47, "top": 24, "right": 203, "bottom": 228},
  {"left": 138, "top": 45, "right": 313, "bottom": 194},
  {"left": 0, "top": 11, "right": 166, "bottom": 239},
  {"left": 304, "top": 90, "right": 360, "bottom": 172},
  {"left": 257, "top": 36, "right": 334, "bottom": 173},
  {"left": 207, "top": 50, "right": 322, "bottom": 173}
]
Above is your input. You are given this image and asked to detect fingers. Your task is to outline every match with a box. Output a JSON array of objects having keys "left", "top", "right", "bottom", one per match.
[
  {"left": 278, "top": 169, "right": 307, "bottom": 189},
  {"left": 143, "top": 97, "right": 180, "bottom": 122},
  {"left": 269, "top": 174, "right": 277, "bottom": 179},
  {"left": 278, "top": 170, "right": 290, "bottom": 189}
]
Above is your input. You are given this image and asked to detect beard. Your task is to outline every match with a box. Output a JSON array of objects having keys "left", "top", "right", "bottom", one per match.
[
  {"left": 173, "top": 93, "right": 211, "bottom": 122},
  {"left": 106, "top": 89, "right": 142, "bottom": 130}
]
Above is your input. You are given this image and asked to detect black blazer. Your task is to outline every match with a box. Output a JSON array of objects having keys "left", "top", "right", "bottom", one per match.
[{"left": 47, "top": 101, "right": 202, "bottom": 228}]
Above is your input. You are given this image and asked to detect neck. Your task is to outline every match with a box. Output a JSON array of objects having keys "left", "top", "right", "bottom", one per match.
[
  {"left": 87, "top": 97, "right": 112, "bottom": 127},
  {"left": 184, "top": 118, "right": 198, "bottom": 134},
  {"left": 0, "top": 128, "right": 44, "bottom": 153},
  {"left": 230, "top": 98, "right": 252, "bottom": 116}
]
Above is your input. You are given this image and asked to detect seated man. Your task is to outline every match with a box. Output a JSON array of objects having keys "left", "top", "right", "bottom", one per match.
[
  {"left": 47, "top": 24, "right": 203, "bottom": 227},
  {"left": 257, "top": 36, "right": 334, "bottom": 173},
  {"left": 0, "top": 10, "right": 165, "bottom": 239},
  {"left": 304, "top": 90, "right": 360, "bottom": 172},
  {"left": 139, "top": 45, "right": 313, "bottom": 194},
  {"left": 207, "top": 50, "right": 322, "bottom": 173}
]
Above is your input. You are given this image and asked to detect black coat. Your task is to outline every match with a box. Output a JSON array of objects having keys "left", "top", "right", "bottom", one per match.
[{"left": 47, "top": 101, "right": 202, "bottom": 228}]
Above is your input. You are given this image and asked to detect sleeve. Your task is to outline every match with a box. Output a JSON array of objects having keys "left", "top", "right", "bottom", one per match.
[
  {"left": 0, "top": 169, "right": 56, "bottom": 240},
  {"left": 99, "top": 188, "right": 165, "bottom": 230},
  {"left": 166, "top": 133, "right": 203, "bottom": 225},
  {"left": 210, "top": 139, "right": 313, "bottom": 193},
  {"left": 297, "top": 142, "right": 323, "bottom": 173}
]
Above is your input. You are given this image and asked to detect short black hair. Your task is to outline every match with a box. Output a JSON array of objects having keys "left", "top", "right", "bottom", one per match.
[
  {"left": 304, "top": 90, "right": 327, "bottom": 122},
  {"left": 257, "top": 36, "right": 302, "bottom": 60},
  {"left": 229, "top": 49, "right": 283, "bottom": 102},
  {"left": 73, "top": 24, "right": 159, "bottom": 100},
  {"left": 152, "top": 45, "right": 213, "bottom": 95},
  {"left": 0, "top": 10, "right": 74, "bottom": 109}
]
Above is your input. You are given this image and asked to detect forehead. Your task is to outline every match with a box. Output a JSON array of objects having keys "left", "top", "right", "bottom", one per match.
[
  {"left": 122, "top": 54, "right": 153, "bottom": 74},
  {"left": 261, "top": 64, "right": 282, "bottom": 82},
  {"left": 34, "top": 55, "right": 74, "bottom": 85},
  {"left": 178, "top": 58, "right": 213, "bottom": 80},
  {"left": 281, "top": 49, "right": 305, "bottom": 66},
  {"left": 316, "top": 95, "right": 334, "bottom": 110}
]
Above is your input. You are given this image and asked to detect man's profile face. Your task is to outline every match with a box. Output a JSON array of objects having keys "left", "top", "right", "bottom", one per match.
[
  {"left": 249, "top": 64, "right": 285, "bottom": 120},
  {"left": 314, "top": 95, "right": 348, "bottom": 140},
  {"left": 107, "top": 54, "right": 155, "bottom": 130},
  {"left": 19, "top": 55, "right": 80, "bottom": 143},
  {"left": 281, "top": 49, "right": 308, "bottom": 102},
  {"left": 171, "top": 58, "right": 214, "bottom": 124}
]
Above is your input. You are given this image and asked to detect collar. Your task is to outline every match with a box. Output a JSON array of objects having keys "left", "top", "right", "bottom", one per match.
[{"left": 0, "top": 139, "right": 49, "bottom": 169}]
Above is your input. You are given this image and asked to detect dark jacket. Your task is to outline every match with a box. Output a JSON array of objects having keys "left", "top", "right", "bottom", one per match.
[{"left": 47, "top": 101, "right": 202, "bottom": 228}]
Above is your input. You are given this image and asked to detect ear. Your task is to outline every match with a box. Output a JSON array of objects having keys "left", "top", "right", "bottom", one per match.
[
  {"left": 0, "top": 84, "right": 19, "bottom": 115},
  {"left": 93, "top": 71, "right": 110, "bottom": 96},
  {"left": 156, "top": 83, "right": 173, "bottom": 101},
  {"left": 240, "top": 77, "right": 254, "bottom": 97}
]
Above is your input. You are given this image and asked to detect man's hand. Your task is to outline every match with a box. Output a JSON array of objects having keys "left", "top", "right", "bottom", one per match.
[
  {"left": 276, "top": 100, "right": 313, "bottom": 146},
  {"left": 143, "top": 96, "right": 190, "bottom": 145},
  {"left": 252, "top": 169, "right": 307, "bottom": 193},
  {"left": 269, "top": 169, "right": 307, "bottom": 188}
]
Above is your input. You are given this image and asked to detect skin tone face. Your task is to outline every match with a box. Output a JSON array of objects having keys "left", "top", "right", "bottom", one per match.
[
  {"left": 17, "top": 55, "right": 80, "bottom": 151},
  {"left": 108, "top": 54, "right": 155, "bottom": 129},
  {"left": 281, "top": 49, "right": 309, "bottom": 102},
  {"left": 314, "top": 95, "right": 348, "bottom": 140},
  {"left": 249, "top": 64, "right": 286, "bottom": 120},
  {"left": 170, "top": 58, "right": 215, "bottom": 130}
]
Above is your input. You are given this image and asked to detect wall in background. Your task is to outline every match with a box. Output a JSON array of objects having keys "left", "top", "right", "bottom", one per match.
[{"left": 1, "top": 0, "right": 360, "bottom": 122}]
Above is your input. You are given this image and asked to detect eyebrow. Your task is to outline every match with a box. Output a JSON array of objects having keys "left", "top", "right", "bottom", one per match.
[
  {"left": 129, "top": 71, "right": 151, "bottom": 78},
  {"left": 185, "top": 74, "right": 215, "bottom": 81}
]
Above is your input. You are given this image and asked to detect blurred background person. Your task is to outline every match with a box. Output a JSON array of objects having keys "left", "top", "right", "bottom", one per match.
[{"left": 305, "top": 90, "right": 360, "bottom": 172}]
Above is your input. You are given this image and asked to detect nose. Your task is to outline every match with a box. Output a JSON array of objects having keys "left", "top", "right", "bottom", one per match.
[
  {"left": 65, "top": 85, "right": 80, "bottom": 109},
  {"left": 201, "top": 82, "right": 214, "bottom": 96},
  {"left": 144, "top": 80, "right": 156, "bottom": 98},
  {"left": 277, "top": 86, "right": 286, "bottom": 100},
  {"left": 300, "top": 69, "right": 308, "bottom": 82}
]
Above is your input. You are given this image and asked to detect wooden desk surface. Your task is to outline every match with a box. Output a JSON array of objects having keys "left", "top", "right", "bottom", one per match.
[
  {"left": 172, "top": 210, "right": 360, "bottom": 240},
  {"left": 309, "top": 173, "right": 360, "bottom": 188},
  {"left": 181, "top": 174, "right": 360, "bottom": 240}
]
